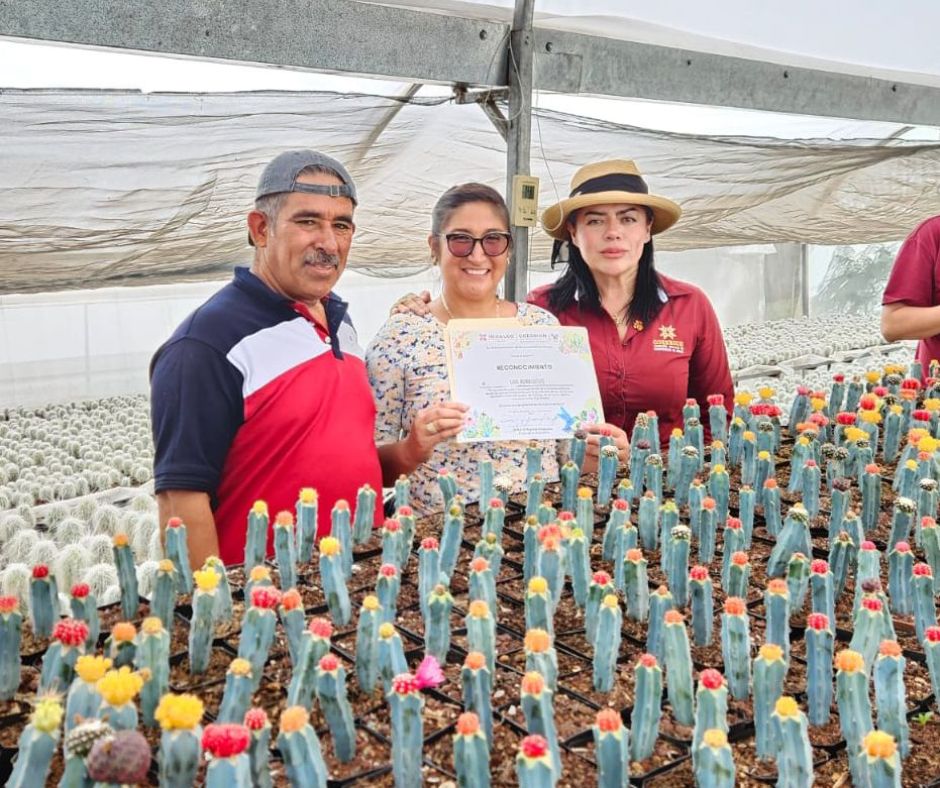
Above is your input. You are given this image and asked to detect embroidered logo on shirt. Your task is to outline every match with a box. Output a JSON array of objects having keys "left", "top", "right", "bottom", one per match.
[
  {"left": 653, "top": 324, "right": 685, "bottom": 354},
  {"left": 633, "top": 320, "right": 644, "bottom": 332}
]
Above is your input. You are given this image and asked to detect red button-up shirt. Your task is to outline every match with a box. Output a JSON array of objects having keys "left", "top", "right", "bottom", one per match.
[{"left": 528, "top": 273, "right": 734, "bottom": 449}]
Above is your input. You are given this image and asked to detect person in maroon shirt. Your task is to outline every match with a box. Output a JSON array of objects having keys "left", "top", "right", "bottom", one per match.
[
  {"left": 881, "top": 215, "right": 940, "bottom": 380},
  {"left": 532, "top": 159, "right": 734, "bottom": 450}
]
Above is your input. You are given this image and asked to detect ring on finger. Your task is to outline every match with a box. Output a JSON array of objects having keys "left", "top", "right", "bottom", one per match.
[{"left": 426, "top": 421, "right": 438, "bottom": 435}]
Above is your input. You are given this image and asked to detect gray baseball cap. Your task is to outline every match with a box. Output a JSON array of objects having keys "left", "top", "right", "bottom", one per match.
[
  {"left": 255, "top": 149, "right": 358, "bottom": 203},
  {"left": 250, "top": 150, "right": 358, "bottom": 246}
]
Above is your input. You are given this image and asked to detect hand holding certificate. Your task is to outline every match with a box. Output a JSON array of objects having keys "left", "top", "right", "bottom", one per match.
[{"left": 444, "top": 320, "right": 605, "bottom": 442}]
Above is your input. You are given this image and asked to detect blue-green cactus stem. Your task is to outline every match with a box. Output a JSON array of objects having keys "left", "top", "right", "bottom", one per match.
[
  {"left": 694, "top": 730, "right": 735, "bottom": 788},
  {"left": 762, "top": 478, "right": 782, "bottom": 537},
  {"left": 570, "top": 430, "right": 587, "bottom": 471},
  {"left": 593, "top": 595, "right": 622, "bottom": 692},
  {"left": 692, "top": 671, "right": 729, "bottom": 768},
  {"left": 525, "top": 473, "right": 547, "bottom": 519},
  {"left": 474, "top": 532, "right": 504, "bottom": 581},
  {"left": 461, "top": 653, "right": 494, "bottom": 745},
  {"left": 202, "top": 557, "right": 233, "bottom": 624},
  {"left": 165, "top": 519, "right": 194, "bottom": 594},
  {"left": 805, "top": 616, "right": 834, "bottom": 725},
  {"left": 277, "top": 710, "right": 329, "bottom": 788},
  {"left": 720, "top": 519, "right": 745, "bottom": 591},
  {"left": 439, "top": 502, "right": 465, "bottom": 582},
  {"left": 767, "top": 504, "right": 812, "bottom": 578},
  {"left": 237, "top": 591, "right": 279, "bottom": 690},
  {"left": 725, "top": 551, "right": 750, "bottom": 600},
  {"left": 375, "top": 563, "right": 402, "bottom": 624},
  {"left": 279, "top": 596, "right": 306, "bottom": 669},
  {"left": 136, "top": 622, "right": 170, "bottom": 727},
  {"left": 585, "top": 572, "right": 615, "bottom": 644},
  {"left": 801, "top": 460, "right": 821, "bottom": 519},
  {"left": 244, "top": 501, "right": 269, "bottom": 573},
  {"left": 720, "top": 601, "right": 750, "bottom": 700},
  {"left": 597, "top": 445, "right": 620, "bottom": 506},
  {"left": 828, "top": 529, "right": 856, "bottom": 599},
  {"left": 728, "top": 418, "right": 745, "bottom": 468},
  {"left": 330, "top": 500, "right": 353, "bottom": 580},
  {"left": 159, "top": 724, "right": 203, "bottom": 788},
  {"left": 708, "top": 464, "right": 730, "bottom": 526},
  {"left": 888, "top": 497, "right": 916, "bottom": 549},
  {"left": 829, "top": 477, "right": 852, "bottom": 534},
  {"left": 615, "top": 477, "right": 634, "bottom": 505},
  {"left": 112, "top": 537, "right": 139, "bottom": 621},
  {"left": 380, "top": 517, "right": 404, "bottom": 574},
  {"left": 754, "top": 451, "right": 773, "bottom": 494},
  {"left": 622, "top": 550, "right": 649, "bottom": 622},
  {"left": 630, "top": 439, "right": 651, "bottom": 484},
  {"left": 675, "top": 446, "right": 699, "bottom": 507},
  {"left": 483, "top": 498, "right": 506, "bottom": 541},
  {"left": 69, "top": 587, "right": 100, "bottom": 651},
  {"left": 205, "top": 749, "right": 254, "bottom": 788},
  {"left": 845, "top": 377, "right": 864, "bottom": 412},
  {"left": 689, "top": 568, "right": 713, "bottom": 646},
  {"left": 29, "top": 567, "right": 59, "bottom": 639},
  {"left": 765, "top": 580, "right": 791, "bottom": 662},
  {"left": 667, "top": 428, "right": 684, "bottom": 488},
  {"left": 396, "top": 506, "right": 416, "bottom": 569},
  {"left": 709, "top": 399, "right": 729, "bottom": 445},
  {"left": 809, "top": 560, "right": 835, "bottom": 630},
  {"left": 637, "top": 491, "right": 659, "bottom": 551},
  {"left": 315, "top": 656, "right": 356, "bottom": 762},
  {"left": 453, "top": 714, "right": 491, "bottom": 788},
  {"left": 394, "top": 474, "right": 411, "bottom": 511},
  {"left": 646, "top": 586, "right": 674, "bottom": 661},
  {"left": 286, "top": 621, "right": 332, "bottom": 709},
  {"left": 526, "top": 442, "right": 543, "bottom": 484},
  {"left": 352, "top": 483, "right": 377, "bottom": 544},
  {"left": 685, "top": 417, "right": 705, "bottom": 469},
  {"left": 318, "top": 540, "right": 351, "bottom": 627},
  {"left": 699, "top": 499, "right": 718, "bottom": 564},
  {"left": 888, "top": 542, "right": 914, "bottom": 615},
  {"left": 631, "top": 654, "right": 663, "bottom": 761},
  {"left": 753, "top": 645, "right": 787, "bottom": 759},
  {"left": 417, "top": 536, "right": 441, "bottom": 621},
  {"left": 710, "top": 440, "right": 726, "bottom": 469},
  {"left": 522, "top": 515, "right": 541, "bottom": 584},
  {"left": 836, "top": 650, "right": 874, "bottom": 785},
  {"left": 688, "top": 479, "right": 705, "bottom": 539},
  {"left": 537, "top": 536, "right": 564, "bottom": 606},
  {"left": 658, "top": 498, "right": 680, "bottom": 556},
  {"left": 873, "top": 645, "right": 910, "bottom": 757},
  {"left": 387, "top": 680, "right": 425, "bottom": 786},
  {"left": 428, "top": 584, "right": 455, "bottom": 662},
  {"left": 896, "top": 458, "right": 919, "bottom": 501},
  {"left": 772, "top": 701, "right": 814, "bottom": 788},
  {"left": 741, "top": 430, "right": 757, "bottom": 487},
  {"left": 295, "top": 489, "right": 319, "bottom": 564},
  {"left": 188, "top": 582, "right": 216, "bottom": 676},
  {"left": 883, "top": 409, "right": 903, "bottom": 462},
  {"left": 560, "top": 460, "right": 579, "bottom": 513},
  {"left": 7, "top": 699, "right": 62, "bottom": 788},
  {"left": 663, "top": 612, "right": 694, "bottom": 725},
  {"left": 738, "top": 485, "right": 756, "bottom": 547},
  {"left": 567, "top": 528, "right": 590, "bottom": 609},
  {"left": 918, "top": 478, "right": 938, "bottom": 528},
  {"left": 0, "top": 602, "right": 22, "bottom": 701},
  {"left": 922, "top": 519, "right": 940, "bottom": 590},
  {"left": 521, "top": 674, "right": 562, "bottom": 778},
  {"left": 665, "top": 525, "right": 691, "bottom": 608},
  {"left": 467, "top": 601, "right": 496, "bottom": 673},
  {"left": 645, "top": 454, "right": 664, "bottom": 504},
  {"left": 912, "top": 565, "right": 937, "bottom": 642},
  {"left": 354, "top": 598, "right": 381, "bottom": 693},
  {"left": 786, "top": 552, "right": 810, "bottom": 613},
  {"left": 593, "top": 709, "right": 631, "bottom": 788}
]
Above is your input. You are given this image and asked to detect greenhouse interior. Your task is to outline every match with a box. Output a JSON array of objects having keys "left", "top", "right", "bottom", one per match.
[{"left": 2, "top": 0, "right": 940, "bottom": 785}]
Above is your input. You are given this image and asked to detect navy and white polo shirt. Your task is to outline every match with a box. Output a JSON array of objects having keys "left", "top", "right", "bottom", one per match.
[{"left": 150, "top": 267, "right": 383, "bottom": 565}]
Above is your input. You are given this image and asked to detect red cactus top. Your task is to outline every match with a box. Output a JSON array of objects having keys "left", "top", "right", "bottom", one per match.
[{"left": 202, "top": 724, "right": 251, "bottom": 758}]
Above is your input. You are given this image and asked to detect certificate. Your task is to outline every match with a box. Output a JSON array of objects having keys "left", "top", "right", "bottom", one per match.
[{"left": 444, "top": 320, "right": 604, "bottom": 442}]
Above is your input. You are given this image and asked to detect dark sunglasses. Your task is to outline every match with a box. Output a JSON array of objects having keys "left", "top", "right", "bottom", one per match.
[{"left": 443, "top": 232, "right": 512, "bottom": 257}]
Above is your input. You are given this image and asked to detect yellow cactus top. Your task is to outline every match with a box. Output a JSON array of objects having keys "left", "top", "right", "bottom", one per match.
[
  {"left": 742, "top": 431, "right": 756, "bottom": 442},
  {"left": 843, "top": 426, "right": 867, "bottom": 443},
  {"left": 810, "top": 397, "right": 826, "bottom": 412},
  {"left": 711, "top": 464, "right": 726, "bottom": 475},
  {"left": 758, "top": 644, "right": 784, "bottom": 663},
  {"left": 865, "top": 371, "right": 881, "bottom": 384},
  {"left": 734, "top": 392, "right": 753, "bottom": 406},
  {"left": 602, "top": 594, "right": 619, "bottom": 609},
  {"left": 193, "top": 568, "right": 220, "bottom": 592},
  {"left": 906, "top": 459, "right": 919, "bottom": 471},
  {"left": 524, "top": 629, "right": 551, "bottom": 654},
  {"left": 757, "top": 450, "right": 771, "bottom": 460},
  {"left": 158, "top": 559, "right": 175, "bottom": 573},
  {"left": 671, "top": 428, "right": 684, "bottom": 438},
  {"left": 468, "top": 600, "right": 490, "bottom": 619},
  {"left": 702, "top": 729, "right": 728, "bottom": 749},
  {"left": 31, "top": 697, "right": 64, "bottom": 733},
  {"left": 97, "top": 666, "right": 146, "bottom": 706},
  {"left": 249, "top": 566, "right": 271, "bottom": 582},
  {"left": 154, "top": 693, "right": 204, "bottom": 731},
  {"left": 111, "top": 622, "right": 136, "bottom": 643},
  {"left": 924, "top": 398, "right": 940, "bottom": 413},
  {"left": 889, "top": 404, "right": 903, "bottom": 416},
  {"left": 274, "top": 511, "right": 294, "bottom": 527},
  {"left": 835, "top": 649, "right": 865, "bottom": 673},
  {"left": 919, "top": 435, "right": 939, "bottom": 454},
  {"left": 528, "top": 577, "right": 548, "bottom": 595},
  {"left": 113, "top": 533, "right": 130, "bottom": 548},
  {"left": 75, "top": 655, "right": 112, "bottom": 684},
  {"left": 378, "top": 622, "right": 396, "bottom": 639},
  {"left": 279, "top": 706, "right": 309, "bottom": 734},
  {"left": 577, "top": 487, "right": 592, "bottom": 499},
  {"left": 863, "top": 730, "right": 897, "bottom": 759},
  {"left": 774, "top": 696, "right": 800, "bottom": 718},
  {"left": 228, "top": 658, "right": 253, "bottom": 677},
  {"left": 758, "top": 385, "right": 775, "bottom": 400},
  {"left": 319, "top": 536, "right": 341, "bottom": 556},
  {"left": 796, "top": 436, "right": 810, "bottom": 447},
  {"left": 859, "top": 410, "right": 882, "bottom": 425},
  {"left": 251, "top": 500, "right": 268, "bottom": 515},
  {"left": 299, "top": 488, "right": 317, "bottom": 504},
  {"left": 362, "top": 595, "right": 381, "bottom": 612},
  {"left": 141, "top": 617, "right": 164, "bottom": 636}
]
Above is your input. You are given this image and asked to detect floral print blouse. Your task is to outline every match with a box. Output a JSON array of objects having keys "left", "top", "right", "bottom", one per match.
[{"left": 366, "top": 304, "right": 562, "bottom": 516}]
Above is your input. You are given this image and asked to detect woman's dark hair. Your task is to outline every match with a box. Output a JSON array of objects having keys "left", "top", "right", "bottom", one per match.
[
  {"left": 431, "top": 183, "right": 510, "bottom": 236},
  {"left": 547, "top": 206, "right": 666, "bottom": 326}
]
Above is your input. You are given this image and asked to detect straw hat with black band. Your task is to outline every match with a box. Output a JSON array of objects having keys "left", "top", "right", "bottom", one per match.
[{"left": 541, "top": 159, "right": 681, "bottom": 241}]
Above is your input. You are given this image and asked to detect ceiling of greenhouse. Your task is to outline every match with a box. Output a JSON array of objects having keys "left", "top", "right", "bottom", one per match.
[{"left": 2, "top": 0, "right": 940, "bottom": 293}]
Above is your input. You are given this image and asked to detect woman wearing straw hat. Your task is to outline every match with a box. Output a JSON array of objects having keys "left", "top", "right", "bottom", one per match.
[
  {"left": 392, "top": 160, "right": 733, "bottom": 456},
  {"left": 529, "top": 159, "right": 733, "bottom": 450}
]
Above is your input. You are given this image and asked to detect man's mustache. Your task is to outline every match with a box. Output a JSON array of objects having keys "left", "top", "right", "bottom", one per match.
[{"left": 304, "top": 250, "right": 340, "bottom": 268}]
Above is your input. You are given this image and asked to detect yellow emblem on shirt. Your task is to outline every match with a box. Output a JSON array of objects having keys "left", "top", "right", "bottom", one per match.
[
  {"left": 659, "top": 325, "right": 677, "bottom": 340},
  {"left": 653, "top": 324, "right": 684, "bottom": 354}
]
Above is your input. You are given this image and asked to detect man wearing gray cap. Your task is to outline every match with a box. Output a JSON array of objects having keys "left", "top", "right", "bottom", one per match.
[{"left": 150, "top": 150, "right": 458, "bottom": 567}]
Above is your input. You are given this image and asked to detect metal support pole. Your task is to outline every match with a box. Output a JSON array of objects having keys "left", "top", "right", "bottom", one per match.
[{"left": 503, "top": 0, "right": 535, "bottom": 302}]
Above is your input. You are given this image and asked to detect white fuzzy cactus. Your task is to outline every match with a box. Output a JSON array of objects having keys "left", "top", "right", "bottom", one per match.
[
  {"left": 43, "top": 502, "right": 70, "bottom": 527},
  {"left": 0, "top": 563, "right": 31, "bottom": 612},
  {"left": 0, "top": 513, "right": 30, "bottom": 544},
  {"left": 51, "top": 516, "right": 88, "bottom": 547},
  {"left": 32, "top": 539, "right": 59, "bottom": 569},
  {"left": 55, "top": 543, "right": 93, "bottom": 592},
  {"left": 99, "top": 584, "right": 121, "bottom": 607},
  {"left": 1, "top": 528, "right": 39, "bottom": 567},
  {"left": 136, "top": 560, "right": 160, "bottom": 598},
  {"left": 128, "top": 493, "right": 157, "bottom": 514},
  {"left": 75, "top": 497, "right": 98, "bottom": 521},
  {"left": 82, "top": 563, "right": 119, "bottom": 600},
  {"left": 147, "top": 528, "right": 164, "bottom": 562},
  {"left": 130, "top": 513, "right": 158, "bottom": 563},
  {"left": 80, "top": 534, "right": 115, "bottom": 566},
  {"left": 90, "top": 503, "right": 122, "bottom": 536}
]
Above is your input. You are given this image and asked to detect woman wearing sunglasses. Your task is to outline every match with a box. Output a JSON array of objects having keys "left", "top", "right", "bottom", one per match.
[{"left": 366, "top": 183, "right": 561, "bottom": 515}]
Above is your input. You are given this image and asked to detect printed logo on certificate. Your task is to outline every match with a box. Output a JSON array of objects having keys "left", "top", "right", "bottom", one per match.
[{"left": 444, "top": 320, "right": 605, "bottom": 443}]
